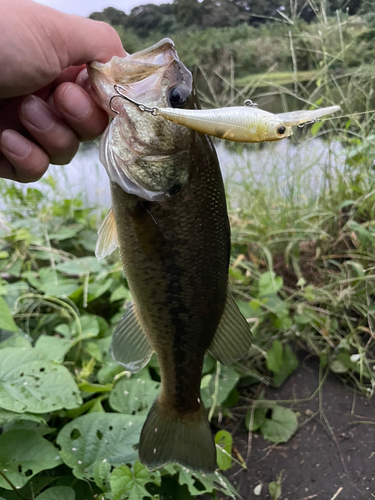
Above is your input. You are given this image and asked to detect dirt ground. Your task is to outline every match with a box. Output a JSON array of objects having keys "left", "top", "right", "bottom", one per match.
[{"left": 227, "top": 355, "right": 375, "bottom": 500}]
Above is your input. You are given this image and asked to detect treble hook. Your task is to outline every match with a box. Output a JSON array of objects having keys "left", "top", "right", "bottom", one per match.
[
  {"left": 297, "top": 119, "right": 318, "bottom": 128},
  {"left": 109, "top": 85, "right": 159, "bottom": 116},
  {"left": 244, "top": 99, "right": 258, "bottom": 108}
]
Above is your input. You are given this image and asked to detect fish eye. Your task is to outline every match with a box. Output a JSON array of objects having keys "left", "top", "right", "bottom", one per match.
[
  {"left": 168, "top": 86, "right": 190, "bottom": 108},
  {"left": 277, "top": 126, "right": 286, "bottom": 136}
]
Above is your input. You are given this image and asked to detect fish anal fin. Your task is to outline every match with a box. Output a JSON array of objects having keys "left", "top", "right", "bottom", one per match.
[
  {"left": 139, "top": 400, "right": 216, "bottom": 472},
  {"left": 208, "top": 291, "right": 252, "bottom": 364},
  {"left": 95, "top": 207, "right": 119, "bottom": 261},
  {"left": 111, "top": 301, "right": 153, "bottom": 373}
]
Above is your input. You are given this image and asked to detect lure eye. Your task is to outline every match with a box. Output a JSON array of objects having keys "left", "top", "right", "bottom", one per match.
[
  {"left": 168, "top": 86, "right": 190, "bottom": 108},
  {"left": 277, "top": 126, "right": 286, "bottom": 136}
]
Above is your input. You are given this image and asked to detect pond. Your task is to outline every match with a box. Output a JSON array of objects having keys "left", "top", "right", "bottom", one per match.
[{"left": 22, "top": 133, "right": 346, "bottom": 210}]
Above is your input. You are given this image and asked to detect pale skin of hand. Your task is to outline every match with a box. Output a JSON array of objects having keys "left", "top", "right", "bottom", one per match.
[{"left": 0, "top": 0, "right": 127, "bottom": 182}]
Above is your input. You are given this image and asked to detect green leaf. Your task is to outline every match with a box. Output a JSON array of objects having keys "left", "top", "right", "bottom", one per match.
[
  {"left": 347, "top": 220, "right": 375, "bottom": 244},
  {"left": 0, "top": 408, "right": 46, "bottom": 425},
  {"left": 258, "top": 272, "right": 283, "bottom": 297},
  {"left": 110, "top": 461, "right": 161, "bottom": 500},
  {"left": 0, "top": 332, "right": 31, "bottom": 349},
  {"left": 78, "top": 381, "right": 112, "bottom": 393},
  {"left": 245, "top": 405, "right": 268, "bottom": 431},
  {"left": 109, "top": 377, "right": 160, "bottom": 415},
  {"left": 202, "top": 353, "right": 216, "bottom": 374},
  {"left": 57, "top": 413, "right": 145, "bottom": 481},
  {"left": 110, "top": 285, "right": 132, "bottom": 303},
  {"left": 50, "top": 225, "right": 83, "bottom": 241},
  {"left": 266, "top": 342, "right": 299, "bottom": 387},
  {"left": 74, "top": 315, "right": 100, "bottom": 339},
  {"left": 0, "top": 347, "right": 82, "bottom": 413},
  {"left": 0, "top": 297, "right": 17, "bottom": 332},
  {"left": 0, "top": 430, "right": 62, "bottom": 490},
  {"left": 268, "top": 481, "right": 282, "bottom": 500},
  {"left": 87, "top": 279, "right": 113, "bottom": 303},
  {"left": 263, "top": 295, "right": 289, "bottom": 318},
  {"left": 163, "top": 464, "right": 239, "bottom": 498},
  {"left": 310, "top": 120, "right": 324, "bottom": 136},
  {"left": 260, "top": 405, "right": 298, "bottom": 443},
  {"left": 2, "top": 281, "right": 29, "bottom": 309},
  {"left": 2, "top": 419, "right": 52, "bottom": 436},
  {"left": 85, "top": 341, "right": 104, "bottom": 362},
  {"left": 35, "top": 335, "right": 73, "bottom": 363},
  {"left": 35, "top": 486, "right": 76, "bottom": 500},
  {"left": 215, "top": 430, "right": 233, "bottom": 471},
  {"left": 272, "top": 344, "right": 299, "bottom": 386},
  {"left": 97, "top": 361, "right": 124, "bottom": 385},
  {"left": 56, "top": 257, "right": 102, "bottom": 276},
  {"left": 201, "top": 366, "right": 240, "bottom": 408},
  {"left": 266, "top": 341, "right": 283, "bottom": 373},
  {"left": 38, "top": 268, "right": 79, "bottom": 297},
  {"left": 93, "top": 460, "right": 111, "bottom": 491},
  {"left": 64, "top": 396, "right": 105, "bottom": 419}
]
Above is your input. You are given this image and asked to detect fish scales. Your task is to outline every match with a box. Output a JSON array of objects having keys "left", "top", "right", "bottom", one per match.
[
  {"left": 89, "top": 38, "right": 252, "bottom": 472},
  {"left": 111, "top": 133, "right": 229, "bottom": 413}
]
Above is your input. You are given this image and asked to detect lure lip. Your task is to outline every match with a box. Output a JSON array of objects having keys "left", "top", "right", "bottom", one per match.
[{"left": 275, "top": 105, "right": 341, "bottom": 126}]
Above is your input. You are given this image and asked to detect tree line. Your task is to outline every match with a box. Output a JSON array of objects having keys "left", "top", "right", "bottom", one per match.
[{"left": 89, "top": 0, "right": 364, "bottom": 38}]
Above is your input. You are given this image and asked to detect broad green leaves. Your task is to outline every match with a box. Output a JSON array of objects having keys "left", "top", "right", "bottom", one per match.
[
  {"left": 201, "top": 365, "right": 240, "bottom": 408},
  {"left": 266, "top": 341, "right": 299, "bottom": 386},
  {"left": 109, "top": 377, "right": 160, "bottom": 415},
  {"left": 246, "top": 404, "right": 298, "bottom": 443},
  {"left": 110, "top": 461, "right": 161, "bottom": 500},
  {"left": 0, "top": 347, "right": 82, "bottom": 413},
  {"left": 163, "top": 463, "right": 239, "bottom": 498},
  {"left": 215, "top": 430, "right": 233, "bottom": 471},
  {"left": 57, "top": 413, "right": 145, "bottom": 481},
  {"left": 258, "top": 271, "right": 283, "bottom": 297},
  {"left": 0, "top": 430, "right": 61, "bottom": 490},
  {"left": 35, "top": 487, "right": 76, "bottom": 500},
  {"left": 0, "top": 297, "right": 17, "bottom": 332}
]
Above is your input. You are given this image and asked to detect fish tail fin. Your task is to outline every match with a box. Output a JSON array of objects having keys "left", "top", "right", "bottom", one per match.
[{"left": 139, "top": 400, "right": 216, "bottom": 473}]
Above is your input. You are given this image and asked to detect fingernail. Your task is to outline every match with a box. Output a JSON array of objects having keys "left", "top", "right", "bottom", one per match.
[
  {"left": 22, "top": 95, "right": 55, "bottom": 131},
  {"left": 1, "top": 130, "right": 31, "bottom": 158},
  {"left": 62, "top": 85, "right": 91, "bottom": 119}
]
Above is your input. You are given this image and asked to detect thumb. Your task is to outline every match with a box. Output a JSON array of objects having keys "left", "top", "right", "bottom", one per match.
[{"left": 56, "top": 14, "right": 127, "bottom": 66}]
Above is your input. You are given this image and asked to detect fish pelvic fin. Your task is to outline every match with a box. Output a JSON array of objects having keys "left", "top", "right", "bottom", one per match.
[
  {"left": 208, "top": 291, "right": 252, "bottom": 364},
  {"left": 111, "top": 301, "right": 153, "bottom": 373},
  {"left": 95, "top": 207, "right": 119, "bottom": 261},
  {"left": 139, "top": 400, "right": 216, "bottom": 473}
]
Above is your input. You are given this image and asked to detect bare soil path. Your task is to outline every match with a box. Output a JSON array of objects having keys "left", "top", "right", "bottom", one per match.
[{"left": 228, "top": 355, "right": 375, "bottom": 499}]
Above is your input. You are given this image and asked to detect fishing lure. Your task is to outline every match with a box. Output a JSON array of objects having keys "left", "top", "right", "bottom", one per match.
[{"left": 109, "top": 84, "right": 340, "bottom": 143}]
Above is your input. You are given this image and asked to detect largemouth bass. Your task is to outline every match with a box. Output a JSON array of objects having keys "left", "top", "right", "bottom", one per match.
[
  {"left": 88, "top": 39, "right": 252, "bottom": 472},
  {"left": 109, "top": 87, "right": 340, "bottom": 143}
]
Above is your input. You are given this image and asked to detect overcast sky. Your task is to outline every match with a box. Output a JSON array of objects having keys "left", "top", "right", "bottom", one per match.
[{"left": 33, "top": 0, "right": 172, "bottom": 17}]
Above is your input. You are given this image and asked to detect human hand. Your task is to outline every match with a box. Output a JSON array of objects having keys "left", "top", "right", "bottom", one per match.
[{"left": 0, "top": 0, "right": 126, "bottom": 182}]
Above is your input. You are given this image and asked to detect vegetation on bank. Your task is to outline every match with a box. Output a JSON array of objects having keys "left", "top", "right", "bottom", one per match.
[{"left": 1, "top": 4, "right": 375, "bottom": 500}]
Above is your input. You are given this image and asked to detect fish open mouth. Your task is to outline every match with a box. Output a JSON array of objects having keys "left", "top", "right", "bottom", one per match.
[{"left": 88, "top": 39, "right": 188, "bottom": 114}]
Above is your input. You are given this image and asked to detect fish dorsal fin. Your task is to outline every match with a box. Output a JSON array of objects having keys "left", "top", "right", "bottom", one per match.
[
  {"left": 95, "top": 208, "right": 119, "bottom": 261},
  {"left": 111, "top": 301, "right": 153, "bottom": 373},
  {"left": 208, "top": 291, "right": 252, "bottom": 364}
]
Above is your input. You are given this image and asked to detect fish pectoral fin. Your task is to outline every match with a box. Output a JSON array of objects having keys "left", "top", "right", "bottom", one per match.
[
  {"left": 95, "top": 207, "right": 119, "bottom": 261},
  {"left": 111, "top": 301, "right": 153, "bottom": 373},
  {"left": 208, "top": 291, "right": 252, "bottom": 364}
]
